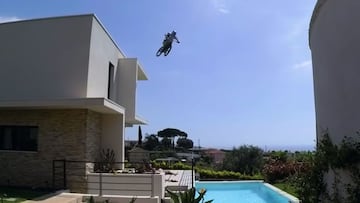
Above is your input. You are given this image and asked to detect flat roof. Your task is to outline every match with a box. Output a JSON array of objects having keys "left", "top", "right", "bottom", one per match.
[
  {"left": 0, "top": 13, "right": 128, "bottom": 58},
  {"left": 0, "top": 98, "right": 125, "bottom": 114}
]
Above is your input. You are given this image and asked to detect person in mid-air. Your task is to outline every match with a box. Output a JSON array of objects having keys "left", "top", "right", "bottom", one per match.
[
  {"left": 156, "top": 30, "right": 180, "bottom": 56},
  {"left": 162, "top": 30, "right": 180, "bottom": 48}
]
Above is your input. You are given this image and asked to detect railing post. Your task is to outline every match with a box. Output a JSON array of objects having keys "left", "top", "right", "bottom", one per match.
[
  {"left": 151, "top": 172, "right": 154, "bottom": 197},
  {"left": 52, "top": 160, "right": 55, "bottom": 189},
  {"left": 63, "top": 159, "right": 67, "bottom": 189},
  {"left": 191, "top": 158, "right": 194, "bottom": 188},
  {"left": 99, "top": 172, "right": 103, "bottom": 196}
]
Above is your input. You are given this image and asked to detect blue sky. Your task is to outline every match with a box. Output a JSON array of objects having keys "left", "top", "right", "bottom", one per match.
[{"left": 0, "top": 0, "right": 317, "bottom": 149}]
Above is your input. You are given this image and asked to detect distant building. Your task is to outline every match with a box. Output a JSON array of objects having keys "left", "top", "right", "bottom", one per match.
[
  {"left": 176, "top": 152, "right": 201, "bottom": 162},
  {"left": 128, "top": 147, "right": 150, "bottom": 163},
  {"left": 125, "top": 140, "right": 138, "bottom": 148},
  {"left": 203, "top": 149, "right": 226, "bottom": 164}
]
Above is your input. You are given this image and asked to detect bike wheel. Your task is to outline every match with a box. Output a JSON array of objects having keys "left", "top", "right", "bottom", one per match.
[
  {"left": 156, "top": 47, "right": 163, "bottom": 57},
  {"left": 164, "top": 46, "right": 172, "bottom": 56}
]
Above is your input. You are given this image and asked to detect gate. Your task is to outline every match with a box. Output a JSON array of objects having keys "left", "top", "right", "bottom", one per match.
[{"left": 52, "top": 159, "right": 66, "bottom": 190}]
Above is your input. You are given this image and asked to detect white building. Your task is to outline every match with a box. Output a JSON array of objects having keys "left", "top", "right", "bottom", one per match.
[
  {"left": 310, "top": 0, "right": 360, "bottom": 200},
  {"left": 0, "top": 14, "right": 148, "bottom": 191}
]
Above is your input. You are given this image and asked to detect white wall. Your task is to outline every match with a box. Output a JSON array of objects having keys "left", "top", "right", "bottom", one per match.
[
  {"left": 0, "top": 15, "right": 92, "bottom": 100},
  {"left": 310, "top": 0, "right": 360, "bottom": 199},
  {"left": 87, "top": 17, "right": 125, "bottom": 99},
  {"left": 310, "top": 0, "right": 360, "bottom": 144},
  {"left": 102, "top": 114, "right": 125, "bottom": 163},
  {"left": 87, "top": 18, "right": 142, "bottom": 123},
  {"left": 87, "top": 173, "right": 165, "bottom": 198},
  {"left": 117, "top": 58, "right": 138, "bottom": 123}
]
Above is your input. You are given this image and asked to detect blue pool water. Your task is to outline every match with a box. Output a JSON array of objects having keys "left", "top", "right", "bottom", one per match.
[{"left": 195, "top": 181, "right": 297, "bottom": 203}]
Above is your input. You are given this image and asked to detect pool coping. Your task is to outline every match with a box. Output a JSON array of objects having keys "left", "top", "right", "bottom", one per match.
[
  {"left": 195, "top": 180, "right": 300, "bottom": 203},
  {"left": 264, "top": 183, "right": 300, "bottom": 203},
  {"left": 196, "top": 180, "right": 264, "bottom": 183}
]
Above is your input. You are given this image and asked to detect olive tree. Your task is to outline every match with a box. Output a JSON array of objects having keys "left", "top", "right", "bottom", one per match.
[{"left": 222, "top": 145, "right": 264, "bottom": 175}]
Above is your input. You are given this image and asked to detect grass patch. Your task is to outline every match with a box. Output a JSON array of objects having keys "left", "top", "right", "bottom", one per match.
[
  {"left": 273, "top": 182, "right": 298, "bottom": 197},
  {"left": 0, "top": 187, "right": 51, "bottom": 203}
]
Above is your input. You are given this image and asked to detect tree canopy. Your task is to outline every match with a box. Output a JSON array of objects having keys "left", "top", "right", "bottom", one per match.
[
  {"left": 142, "top": 134, "right": 159, "bottom": 151},
  {"left": 176, "top": 138, "right": 194, "bottom": 149},
  {"left": 140, "top": 128, "right": 193, "bottom": 151},
  {"left": 157, "top": 128, "right": 188, "bottom": 138},
  {"left": 222, "top": 145, "right": 264, "bottom": 175},
  {"left": 157, "top": 128, "right": 188, "bottom": 150}
]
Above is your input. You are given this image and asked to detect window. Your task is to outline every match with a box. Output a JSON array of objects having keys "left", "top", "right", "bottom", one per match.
[
  {"left": 108, "top": 62, "right": 115, "bottom": 100},
  {"left": 0, "top": 126, "right": 38, "bottom": 151}
]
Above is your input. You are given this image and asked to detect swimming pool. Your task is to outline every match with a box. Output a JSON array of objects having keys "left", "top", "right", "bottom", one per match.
[{"left": 195, "top": 181, "right": 300, "bottom": 203}]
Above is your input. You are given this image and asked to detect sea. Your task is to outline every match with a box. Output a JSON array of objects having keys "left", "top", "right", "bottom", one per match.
[
  {"left": 261, "top": 144, "right": 316, "bottom": 152},
  {"left": 212, "top": 144, "right": 316, "bottom": 152}
]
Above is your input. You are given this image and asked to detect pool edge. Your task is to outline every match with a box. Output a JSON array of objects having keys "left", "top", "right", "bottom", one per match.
[
  {"left": 195, "top": 180, "right": 301, "bottom": 203},
  {"left": 195, "top": 180, "right": 264, "bottom": 184},
  {"left": 264, "top": 183, "right": 300, "bottom": 203}
]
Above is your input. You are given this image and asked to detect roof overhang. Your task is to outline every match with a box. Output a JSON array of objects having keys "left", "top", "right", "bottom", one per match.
[
  {"left": 0, "top": 98, "right": 125, "bottom": 114},
  {"left": 137, "top": 62, "right": 148, "bottom": 81},
  {"left": 125, "top": 115, "right": 148, "bottom": 127}
]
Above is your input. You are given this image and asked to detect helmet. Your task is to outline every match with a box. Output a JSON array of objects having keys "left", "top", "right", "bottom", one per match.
[{"left": 171, "top": 30, "right": 176, "bottom": 35}]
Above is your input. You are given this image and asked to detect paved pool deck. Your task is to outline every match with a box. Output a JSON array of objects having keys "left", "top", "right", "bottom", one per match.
[{"left": 164, "top": 170, "right": 194, "bottom": 191}]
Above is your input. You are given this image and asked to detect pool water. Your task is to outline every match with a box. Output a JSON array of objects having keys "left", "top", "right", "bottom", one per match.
[{"left": 195, "top": 181, "right": 298, "bottom": 203}]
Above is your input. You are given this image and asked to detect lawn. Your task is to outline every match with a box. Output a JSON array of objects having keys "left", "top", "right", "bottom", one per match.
[{"left": 0, "top": 187, "right": 51, "bottom": 203}]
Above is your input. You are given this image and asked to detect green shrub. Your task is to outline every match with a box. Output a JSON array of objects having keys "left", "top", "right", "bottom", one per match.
[
  {"left": 151, "top": 160, "right": 262, "bottom": 180},
  {"left": 167, "top": 187, "right": 213, "bottom": 203},
  {"left": 262, "top": 160, "right": 297, "bottom": 183},
  {"left": 293, "top": 132, "right": 360, "bottom": 203},
  {"left": 197, "top": 168, "right": 262, "bottom": 180},
  {"left": 172, "top": 162, "right": 192, "bottom": 170}
]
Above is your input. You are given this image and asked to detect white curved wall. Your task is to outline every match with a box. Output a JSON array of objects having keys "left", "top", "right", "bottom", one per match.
[{"left": 310, "top": 0, "right": 360, "bottom": 144}]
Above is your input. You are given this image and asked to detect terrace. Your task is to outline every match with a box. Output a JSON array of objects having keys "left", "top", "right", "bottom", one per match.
[{"left": 49, "top": 160, "right": 195, "bottom": 203}]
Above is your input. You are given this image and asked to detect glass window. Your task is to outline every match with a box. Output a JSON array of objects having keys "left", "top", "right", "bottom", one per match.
[
  {"left": 108, "top": 62, "right": 115, "bottom": 100},
  {"left": 0, "top": 126, "right": 38, "bottom": 151}
]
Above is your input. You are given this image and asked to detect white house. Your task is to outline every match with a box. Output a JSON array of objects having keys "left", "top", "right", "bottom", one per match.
[{"left": 0, "top": 14, "right": 148, "bottom": 191}]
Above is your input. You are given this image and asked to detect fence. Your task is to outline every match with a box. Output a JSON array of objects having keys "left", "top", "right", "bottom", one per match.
[{"left": 52, "top": 159, "right": 194, "bottom": 198}]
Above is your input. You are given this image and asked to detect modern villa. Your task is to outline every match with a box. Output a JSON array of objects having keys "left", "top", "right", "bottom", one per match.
[
  {"left": 0, "top": 14, "right": 148, "bottom": 191},
  {"left": 0, "top": 11, "right": 316, "bottom": 203}
]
